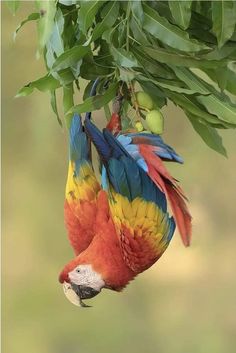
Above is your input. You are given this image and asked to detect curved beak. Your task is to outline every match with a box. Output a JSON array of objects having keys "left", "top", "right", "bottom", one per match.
[{"left": 62, "top": 282, "right": 99, "bottom": 308}]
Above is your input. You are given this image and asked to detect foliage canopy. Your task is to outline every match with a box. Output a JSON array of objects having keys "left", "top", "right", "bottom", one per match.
[{"left": 7, "top": 0, "right": 236, "bottom": 156}]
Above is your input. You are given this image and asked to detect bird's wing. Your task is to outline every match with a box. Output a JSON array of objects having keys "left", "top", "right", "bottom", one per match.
[
  {"left": 65, "top": 115, "right": 101, "bottom": 255},
  {"left": 118, "top": 132, "right": 184, "bottom": 163},
  {"left": 109, "top": 192, "right": 175, "bottom": 274},
  {"left": 117, "top": 133, "right": 191, "bottom": 246},
  {"left": 85, "top": 118, "right": 175, "bottom": 274}
]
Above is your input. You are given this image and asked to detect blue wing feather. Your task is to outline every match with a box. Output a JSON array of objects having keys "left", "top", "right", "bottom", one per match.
[
  {"left": 101, "top": 166, "right": 109, "bottom": 190},
  {"left": 108, "top": 159, "right": 132, "bottom": 201},
  {"left": 103, "top": 129, "right": 130, "bottom": 159},
  {"left": 140, "top": 168, "right": 167, "bottom": 212},
  {"left": 69, "top": 114, "right": 90, "bottom": 175},
  {"left": 167, "top": 217, "right": 176, "bottom": 243},
  {"left": 84, "top": 117, "right": 111, "bottom": 161},
  {"left": 85, "top": 118, "right": 168, "bottom": 211},
  {"left": 119, "top": 133, "right": 184, "bottom": 163},
  {"left": 120, "top": 157, "right": 142, "bottom": 200}
]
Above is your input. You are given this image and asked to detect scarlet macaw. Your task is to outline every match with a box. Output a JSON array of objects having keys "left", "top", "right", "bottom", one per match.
[{"left": 59, "top": 114, "right": 177, "bottom": 307}]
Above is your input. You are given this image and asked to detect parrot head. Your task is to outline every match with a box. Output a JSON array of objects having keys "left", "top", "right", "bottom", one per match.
[{"left": 59, "top": 262, "right": 105, "bottom": 308}]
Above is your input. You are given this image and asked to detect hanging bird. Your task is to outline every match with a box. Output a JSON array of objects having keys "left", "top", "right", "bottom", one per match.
[
  {"left": 59, "top": 114, "right": 176, "bottom": 307},
  {"left": 105, "top": 108, "right": 192, "bottom": 246}
]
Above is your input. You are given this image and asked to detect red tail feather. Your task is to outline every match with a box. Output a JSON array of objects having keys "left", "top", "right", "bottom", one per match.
[
  {"left": 139, "top": 145, "right": 192, "bottom": 246},
  {"left": 165, "top": 184, "right": 192, "bottom": 246}
]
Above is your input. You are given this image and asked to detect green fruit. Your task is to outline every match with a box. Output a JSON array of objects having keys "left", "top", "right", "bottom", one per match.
[
  {"left": 135, "top": 91, "right": 153, "bottom": 110},
  {"left": 135, "top": 121, "right": 144, "bottom": 132},
  {"left": 146, "top": 109, "right": 164, "bottom": 134}
]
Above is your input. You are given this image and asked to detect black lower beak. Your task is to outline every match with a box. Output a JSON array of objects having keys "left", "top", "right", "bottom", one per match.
[
  {"left": 77, "top": 285, "right": 100, "bottom": 300},
  {"left": 71, "top": 283, "right": 100, "bottom": 306}
]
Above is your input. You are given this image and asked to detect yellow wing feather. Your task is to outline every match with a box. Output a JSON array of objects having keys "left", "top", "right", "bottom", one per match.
[
  {"left": 109, "top": 192, "right": 173, "bottom": 273},
  {"left": 66, "top": 161, "right": 100, "bottom": 203}
]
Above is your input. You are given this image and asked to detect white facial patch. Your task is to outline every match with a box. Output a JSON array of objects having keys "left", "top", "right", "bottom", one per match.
[{"left": 68, "top": 264, "right": 105, "bottom": 292}]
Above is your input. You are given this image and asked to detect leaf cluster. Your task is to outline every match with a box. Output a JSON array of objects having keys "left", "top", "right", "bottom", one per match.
[{"left": 8, "top": 0, "right": 236, "bottom": 155}]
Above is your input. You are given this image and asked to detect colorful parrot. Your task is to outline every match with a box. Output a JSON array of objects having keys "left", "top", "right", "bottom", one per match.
[
  {"left": 105, "top": 114, "right": 192, "bottom": 246},
  {"left": 59, "top": 114, "right": 178, "bottom": 307}
]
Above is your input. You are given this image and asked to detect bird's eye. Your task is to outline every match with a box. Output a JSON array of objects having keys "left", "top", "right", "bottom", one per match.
[{"left": 76, "top": 268, "right": 80, "bottom": 273}]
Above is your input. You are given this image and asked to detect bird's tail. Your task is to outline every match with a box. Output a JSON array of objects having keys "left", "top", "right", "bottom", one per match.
[
  {"left": 139, "top": 144, "right": 192, "bottom": 246},
  {"left": 165, "top": 183, "right": 192, "bottom": 246}
]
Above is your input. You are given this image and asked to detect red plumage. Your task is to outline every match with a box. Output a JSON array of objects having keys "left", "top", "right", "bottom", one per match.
[
  {"left": 106, "top": 112, "right": 121, "bottom": 135},
  {"left": 61, "top": 191, "right": 135, "bottom": 290},
  {"left": 64, "top": 199, "right": 98, "bottom": 256}
]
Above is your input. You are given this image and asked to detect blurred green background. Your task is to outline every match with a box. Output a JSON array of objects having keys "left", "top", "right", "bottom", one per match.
[{"left": 2, "top": 3, "right": 236, "bottom": 353}]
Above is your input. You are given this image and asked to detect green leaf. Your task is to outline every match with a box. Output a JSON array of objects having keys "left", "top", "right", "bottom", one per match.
[
  {"left": 130, "top": 16, "right": 150, "bottom": 46},
  {"left": 16, "top": 75, "right": 60, "bottom": 97},
  {"left": 198, "top": 1, "right": 212, "bottom": 21},
  {"left": 45, "top": 10, "right": 65, "bottom": 70},
  {"left": 168, "top": 1, "right": 192, "bottom": 30},
  {"left": 63, "top": 83, "right": 74, "bottom": 129},
  {"left": 14, "top": 13, "right": 40, "bottom": 40},
  {"left": 204, "top": 67, "right": 236, "bottom": 95},
  {"left": 51, "top": 45, "right": 90, "bottom": 72},
  {"left": 137, "top": 75, "right": 206, "bottom": 96},
  {"left": 119, "top": 68, "right": 135, "bottom": 83},
  {"left": 62, "top": 6, "right": 78, "bottom": 50},
  {"left": 142, "top": 46, "right": 226, "bottom": 69},
  {"left": 173, "top": 68, "right": 236, "bottom": 124},
  {"left": 132, "top": 47, "right": 174, "bottom": 79},
  {"left": 50, "top": 90, "right": 62, "bottom": 127},
  {"left": 202, "top": 44, "right": 236, "bottom": 60},
  {"left": 197, "top": 92, "right": 236, "bottom": 125},
  {"left": 110, "top": 47, "right": 138, "bottom": 68},
  {"left": 156, "top": 82, "right": 203, "bottom": 95},
  {"left": 48, "top": 9, "right": 64, "bottom": 57},
  {"left": 83, "top": 81, "right": 95, "bottom": 100},
  {"left": 172, "top": 67, "right": 210, "bottom": 95},
  {"left": 188, "top": 28, "right": 216, "bottom": 45},
  {"left": 35, "top": 0, "right": 57, "bottom": 49},
  {"left": 187, "top": 113, "right": 227, "bottom": 156},
  {"left": 92, "top": 1, "right": 119, "bottom": 42},
  {"left": 78, "top": 0, "right": 105, "bottom": 34},
  {"left": 5, "top": 1, "right": 20, "bottom": 15},
  {"left": 142, "top": 3, "right": 209, "bottom": 52},
  {"left": 130, "top": 0, "right": 144, "bottom": 25},
  {"left": 51, "top": 69, "right": 75, "bottom": 86},
  {"left": 167, "top": 91, "right": 224, "bottom": 126},
  {"left": 80, "top": 51, "right": 113, "bottom": 80},
  {"left": 206, "top": 67, "right": 229, "bottom": 92},
  {"left": 151, "top": 1, "right": 173, "bottom": 22},
  {"left": 71, "top": 82, "right": 119, "bottom": 114},
  {"left": 212, "top": 0, "right": 236, "bottom": 48}
]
